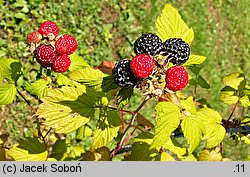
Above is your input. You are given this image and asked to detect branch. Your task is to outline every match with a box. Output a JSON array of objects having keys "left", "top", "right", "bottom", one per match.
[{"left": 111, "top": 95, "right": 152, "bottom": 157}]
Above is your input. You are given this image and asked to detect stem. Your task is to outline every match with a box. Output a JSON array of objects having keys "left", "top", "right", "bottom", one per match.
[
  {"left": 111, "top": 95, "right": 151, "bottom": 158},
  {"left": 17, "top": 89, "right": 36, "bottom": 114},
  {"left": 227, "top": 102, "right": 238, "bottom": 122},
  {"left": 121, "top": 109, "right": 125, "bottom": 133}
]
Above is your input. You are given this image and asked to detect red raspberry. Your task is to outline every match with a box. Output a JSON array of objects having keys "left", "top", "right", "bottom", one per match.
[
  {"left": 165, "top": 65, "right": 188, "bottom": 91},
  {"left": 52, "top": 54, "right": 71, "bottom": 73},
  {"left": 27, "top": 31, "right": 42, "bottom": 43},
  {"left": 55, "top": 34, "right": 78, "bottom": 55},
  {"left": 130, "top": 54, "right": 154, "bottom": 79},
  {"left": 38, "top": 21, "right": 59, "bottom": 38},
  {"left": 34, "top": 44, "right": 56, "bottom": 68}
]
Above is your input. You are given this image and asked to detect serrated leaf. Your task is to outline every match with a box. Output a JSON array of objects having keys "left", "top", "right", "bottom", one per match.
[
  {"left": 222, "top": 73, "right": 246, "bottom": 90},
  {"left": 6, "top": 138, "right": 47, "bottom": 161},
  {"left": 37, "top": 101, "right": 90, "bottom": 133},
  {"left": 183, "top": 55, "right": 206, "bottom": 66},
  {"left": 163, "top": 139, "right": 186, "bottom": 159},
  {"left": 70, "top": 146, "right": 85, "bottom": 158},
  {"left": 220, "top": 91, "right": 239, "bottom": 105},
  {"left": 24, "top": 78, "right": 51, "bottom": 99},
  {"left": 125, "top": 132, "right": 159, "bottom": 161},
  {"left": 182, "top": 154, "right": 197, "bottom": 161},
  {"left": 69, "top": 53, "right": 89, "bottom": 71},
  {"left": 155, "top": 152, "right": 175, "bottom": 161},
  {"left": 181, "top": 115, "right": 204, "bottom": 153},
  {"left": 156, "top": 4, "right": 194, "bottom": 44},
  {"left": 0, "top": 58, "right": 22, "bottom": 83},
  {"left": 69, "top": 67, "right": 104, "bottom": 88},
  {"left": 0, "top": 84, "right": 16, "bottom": 105},
  {"left": 198, "top": 75, "right": 210, "bottom": 89},
  {"left": 197, "top": 108, "right": 226, "bottom": 148},
  {"left": 180, "top": 96, "right": 196, "bottom": 114},
  {"left": 91, "top": 109, "right": 121, "bottom": 149},
  {"left": 239, "top": 96, "right": 250, "bottom": 107},
  {"left": 151, "top": 102, "right": 180, "bottom": 149}
]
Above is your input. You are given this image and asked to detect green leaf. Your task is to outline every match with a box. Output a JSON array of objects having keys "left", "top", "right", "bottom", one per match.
[
  {"left": 69, "top": 67, "right": 104, "bottom": 88},
  {"left": 197, "top": 108, "right": 226, "bottom": 148},
  {"left": 24, "top": 78, "right": 51, "bottom": 99},
  {"left": 183, "top": 55, "right": 206, "bottom": 66},
  {"left": 0, "top": 84, "right": 16, "bottom": 105},
  {"left": 56, "top": 74, "right": 87, "bottom": 91},
  {"left": 198, "top": 75, "right": 210, "bottom": 89},
  {"left": 51, "top": 139, "right": 70, "bottom": 161},
  {"left": 14, "top": 12, "right": 26, "bottom": 19},
  {"left": 69, "top": 53, "right": 89, "bottom": 71},
  {"left": 117, "top": 88, "right": 134, "bottom": 109},
  {"left": 6, "top": 138, "right": 47, "bottom": 161},
  {"left": 181, "top": 115, "right": 204, "bottom": 153},
  {"left": 156, "top": 4, "right": 194, "bottom": 45},
  {"left": 150, "top": 102, "right": 180, "bottom": 149},
  {"left": 101, "top": 76, "right": 117, "bottom": 92},
  {"left": 189, "top": 65, "right": 201, "bottom": 75},
  {"left": 180, "top": 96, "right": 196, "bottom": 114},
  {"left": 239, "top": 96, "right": 250, "bottom": 107},
  {"left": 125, "top": 132, "right": 159, "bottom": 161},
  {"left": 222, "top": 73, "right": 246, "bottom": 90},
  {"left": 0, "top": 58, "right": 22, "bottom": 83},
  {"left": 91, "top": 109, "right": 121, "bottom": 149}
]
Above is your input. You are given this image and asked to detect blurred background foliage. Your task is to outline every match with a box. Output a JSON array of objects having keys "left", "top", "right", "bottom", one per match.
[{"left": 0, "top": 0, "right": 249, "bottom": 160}]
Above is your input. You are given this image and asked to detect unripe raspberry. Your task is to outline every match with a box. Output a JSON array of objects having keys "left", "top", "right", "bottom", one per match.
[
  {"left": 27, "top": 31, "right": 42, "bottom": 43},
  {"left": 165, "top": 65, "right": 188, "bottom": 91}
]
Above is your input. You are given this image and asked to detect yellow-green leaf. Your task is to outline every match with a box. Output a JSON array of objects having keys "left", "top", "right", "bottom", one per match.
[
  {"left": 0, "top": 58, "right": 22, "bottom": 83},
  {"left": 183, "top": 55, "right": 206, "bottom": 66},
  {"left": 125, "top": 132, "right": 159, "bottom": 161},
  {"left": 181, "top": 115, "right": 204, "bottom": 153},
  {"left": 42, "top": 86, "right": 85, "bottom": 103},
  {"left": 0, "top": 84, "right": 16, "bottom": 105},
  {"left": 151, "top": 102, "right": 180, "bottom": 149},
  {"left": 180, "top": 96, "right": 196, "bottom": 114},
  {"left": 239, "top": 96, "right": 250, "bottom": 107},
  {"left": 155, "top": 152, "right": 175, "bottom": 161},
  {"left": 198, "top": 148, "right": 222, "bottom": 161},
  {"left": 6, "top": 138, "right": 47, "bottom": 161},
  {"left": 182, "top": 154, "right": 197, "bottom": 161},
  {"left": 91, "top": 109, "right": 121, "bottom": 149},
  {"left": 163, "top": 139, "right": 186, "bottom": 159},
  {"left": 220, "top": 91, "right": 239, "bottom": 105},
  {"left": 222, "top": 73, "right": 246, "bottom": 90},
  {"left": 69, "top": 53, "right": 89, "bottom": 71},
  {"left": 197, "top": 108, "right": 226, "bottom": 148},
  {"left": 24, "top": 78, "right": 51, "bottom": 99},
  {"left": 156, "top": 4, "right": 194, "bottom": 44},
  {"left": 37, "top": 101, "right": 89, "bottom": 133},
  {"left": 69, "top": 67, "right": 104, "bottom": 88}
]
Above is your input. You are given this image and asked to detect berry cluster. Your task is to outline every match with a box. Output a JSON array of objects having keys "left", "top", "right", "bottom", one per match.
[
  {"left": 27, "top": 21, "right": 78, "bottom": 73},
  {"left": 112, "top": 33, "right": 190, "bottom": 92}
]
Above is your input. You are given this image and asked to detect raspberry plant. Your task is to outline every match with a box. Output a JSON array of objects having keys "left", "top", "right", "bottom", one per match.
[{"left": 0, "top": 4, "right": 249, "bottom": 161}]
